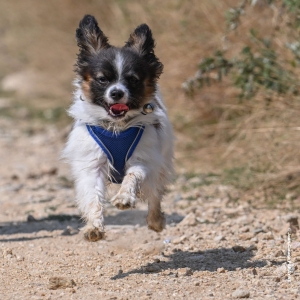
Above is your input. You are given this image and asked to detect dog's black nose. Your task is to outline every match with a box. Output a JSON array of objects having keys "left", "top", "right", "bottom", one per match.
[{"left": 110, "top": 89, "right": 124, "bottom": 101}]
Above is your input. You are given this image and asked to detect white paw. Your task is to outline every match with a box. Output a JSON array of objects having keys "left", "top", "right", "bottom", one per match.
[{"left": 111, "top": 190, "right": 136, "bottom": 210}]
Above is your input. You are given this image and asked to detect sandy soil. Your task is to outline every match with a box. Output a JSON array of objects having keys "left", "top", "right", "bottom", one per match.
[{"left": 0, "top": 118, "right": 300, "bottom": 300}]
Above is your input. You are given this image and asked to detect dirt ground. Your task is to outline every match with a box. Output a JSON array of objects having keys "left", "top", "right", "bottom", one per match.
[{"left": 0, "top": 117, "right": 299, "bottom": 300}]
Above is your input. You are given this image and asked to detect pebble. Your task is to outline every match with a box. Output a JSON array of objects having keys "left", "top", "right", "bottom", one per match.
[
  {"left": 177, "top": 267, "right": 193, "bottom": 276},
  {"left": 254, "top": 228, "right": 264, "bottom": 234},
  {"left": 214, "top": 235, "right": 226, "bottom": 243},
  {"left": 178, "top": 213, "right": 198, "bottom": 227},
  {"left": 16, "top": 255, "right": 24, "bottom": 262},
  {"left": 275, "top": 264, "right": 287, "bottom": 277},
  {"left": 61, "top": 226, "right": 79, "bottom": 236},
  {"left": 27, "top": 214, "right": 37, "bottom": 222},
  {"left": 239, "top": 232, "right": 254, "bottom": 241},
  {"left": 95, "top": 265, "right": 101, "bottom": 272},
  {"left": 172, "top": 235, "right": 187, "bottom": 244},
  {"left": 232, "top": 245, "right": 246, "bottom": 253},
  {"left": 48, "top": 277, "right": 76, "bottom": 290},
  {"left": 248, "top": 244, "right": 258, "bottom": 251},
  {"left": 232, "top": 288, "right": 250, "bottom": 298},
  {"left": 263, "top": 232, "right": 274, "bottom": 240},
  {"left": 274, "top": 277, "right": 281, "bottom": 282},
  {"left": 143, "top": 264, "right": 161, "bottom": 273},
  {"left": 274, "top": 250, "right": 284, "bottom": 257},
  {"left": 239, "top": 226, "right": 250, "bottom": 233},
  {"left": 250, "top": 237, "right": 258, "bottom": 243}
]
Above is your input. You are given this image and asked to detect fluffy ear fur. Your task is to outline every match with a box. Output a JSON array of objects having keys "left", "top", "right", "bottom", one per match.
[
  {"left": 125, "top": 24, "right": 155, "bottom": 55},
  {"left": 125, "top": 24, "right": 163, "bottom": 78},
  {"left": 76, "top": 15, "right": 109, "bottom": 56}
]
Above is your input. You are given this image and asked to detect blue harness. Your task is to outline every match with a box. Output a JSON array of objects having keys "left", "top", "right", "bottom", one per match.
[{"left": 86, "top": 124, "right": 145, "bottom": 184}]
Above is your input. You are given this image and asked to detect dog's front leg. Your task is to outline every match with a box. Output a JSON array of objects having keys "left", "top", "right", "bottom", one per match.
[
  {"left": 111, "top": 166, "right": 166, "bottom": 232},
  {"left": 74, "top": 162, "right": 107, "bottom": 242},
  {"left": 111, "top": 168, "right": 143, "bottom": 210}
]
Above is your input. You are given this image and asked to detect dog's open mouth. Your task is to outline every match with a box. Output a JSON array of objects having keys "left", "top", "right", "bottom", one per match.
[{"left": 108, "top": 104, "right": 129, "bottom": 118}]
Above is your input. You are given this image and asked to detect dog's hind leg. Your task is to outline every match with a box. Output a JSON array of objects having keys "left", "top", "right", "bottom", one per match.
[{"left": 146, "top": 192, "right": 166, "bottom": 232}]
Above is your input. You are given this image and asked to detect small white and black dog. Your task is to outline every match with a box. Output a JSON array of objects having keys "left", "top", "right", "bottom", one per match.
[{"left": 63, "top": 15, "right": 174, "bottom": 241}]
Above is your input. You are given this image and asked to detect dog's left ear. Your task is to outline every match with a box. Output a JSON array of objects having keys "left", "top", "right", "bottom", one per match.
[
  {"left": 125, "top": 24, "right": 163, "bottom": 78},
  {"left": 125, "top": 24, "right": 155, "bottom": 55}
]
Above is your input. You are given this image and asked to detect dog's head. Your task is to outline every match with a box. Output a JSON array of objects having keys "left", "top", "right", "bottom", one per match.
[{"left": 75, "top": 15, "right": 163, "bottom": 121}]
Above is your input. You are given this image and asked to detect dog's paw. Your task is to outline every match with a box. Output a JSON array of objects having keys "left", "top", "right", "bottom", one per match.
[
  {"left": 83, "top": 226, "right": 104, "bottom": 242},
  {"left": 111, "top": 191, "right": 136, "bottom": 210},
  {"left": 147, "top": 212, "right": 166, "bottom": 232}
]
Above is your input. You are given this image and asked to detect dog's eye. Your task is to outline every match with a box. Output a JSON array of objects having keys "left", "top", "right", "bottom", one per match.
[
  {"left": 129, "top": 77, "right": 139, "bottom": 85},
  {"left": 97, "top": 76, "right": 108, "bottom": 84}
]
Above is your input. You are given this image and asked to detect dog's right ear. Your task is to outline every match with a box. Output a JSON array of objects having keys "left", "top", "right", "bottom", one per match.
[{"left": 76, "top": 15, "right": 109, "bottom": 55}]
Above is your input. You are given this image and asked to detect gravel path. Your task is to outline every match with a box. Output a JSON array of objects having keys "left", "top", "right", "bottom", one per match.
[{"left": 0, "top": 119, "right": 299, "bottom": 299}]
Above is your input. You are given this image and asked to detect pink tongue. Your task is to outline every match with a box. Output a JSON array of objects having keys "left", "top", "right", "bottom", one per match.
[{"left": 110, "top": 104, "right": 129, "bottom": 115}]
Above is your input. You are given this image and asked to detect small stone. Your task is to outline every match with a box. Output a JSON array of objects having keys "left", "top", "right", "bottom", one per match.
[
  {"left": 178, "top": 213, "right": 197, "bottom": 227},
  {"left": 250, "top": 237, "right": 258, "bottom": 243},
  {"left": 274, "top": 277, "right": 281, "bottom": 282},
  {"left": 144, "top": 264, "right": 161, "bottom": 273},
  {"left": 177, "top": 267, "right": 193, "bottom": 276},
  {"left": 16, "top": 255, "right": 24, "bottom": 262},
  {"left": 275, "top": 264, "right": 287, "bottom": 277},
  {"left": 254, "top": 228, "right": 264, "bottom": 234},
  {"left": 11, "top": 174, "right": 19, "bottom": 180},
  {"left": 214, "top": 235, "right": 226, "bottom": 243},
  {"left": 48, "top": 277, "right": 76, "bottom": 290},
  {"left": 95, "top": 265, "right": 101, "bottom": 272},
  {"left": 172, "top": 236, "right": 187, "bottom": 244},
  {"left": 239, "top": 226, "right": 250, "bottom": 233},
  {"left": 161, "top": 270, "right": 172, "bottom": 276},
  {"left": 248, "top": 244, "right": 258, "bottom": 251},
  {"left": 274, "top": 250, "right": 284, "bottom": 257},
  {"left": 232, "top": 288, "right": 250, "bottom": 298},
  {"left": 27, "top": 214, "right": 37, "bottom": 222},
  {"left": 232, "top": 245, "right": 246, "bottom": 253},
  {"left": 252, "top": 268, "right": 257, "bottom": 276},
  {"left": 263, "top": 232, "right": 274, "bottom": 240},
  {"left": 239, "top": 233, "right": 254, "bottom": 241},
  {"left": 61, "top": 226, "right": 79, "bottom": 236},
  {"left": 2, "top": 248, "right": 14, "bottom": 259},
  {"left": 217, "top": 267, "right": 225, "bottom": 273}
]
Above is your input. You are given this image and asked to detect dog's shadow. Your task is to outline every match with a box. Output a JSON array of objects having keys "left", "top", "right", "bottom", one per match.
[
  {"left": 0, "top": 210, "right": 183, "bottom": 242},
  {"left": 111, "top": 246, "right": 270, "bottom": 279}
]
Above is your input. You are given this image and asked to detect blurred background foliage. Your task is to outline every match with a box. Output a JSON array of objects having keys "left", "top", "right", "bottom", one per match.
[{"left": 1, "top": 0, "right": 300, "bottom": 207}]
